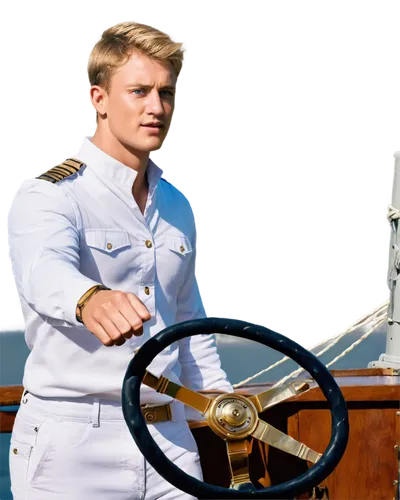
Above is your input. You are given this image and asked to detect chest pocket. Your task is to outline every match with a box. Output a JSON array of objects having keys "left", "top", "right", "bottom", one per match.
[
  {"left": 167, "top": 235, "right": 193, "bottom": 257},
  {"left": 85, "top": 229, "right": 131, "bottom": 254},
  {"left": 82, "top": 229, "right": 134, "bottom": 286},
  {"left": 156, "top": 235, "right": 193, "bottom": 294}
]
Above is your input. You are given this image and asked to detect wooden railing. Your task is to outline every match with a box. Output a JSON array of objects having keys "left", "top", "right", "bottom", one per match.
[{"left": 0, "top": 368, "right": 397, "bottom": 434}]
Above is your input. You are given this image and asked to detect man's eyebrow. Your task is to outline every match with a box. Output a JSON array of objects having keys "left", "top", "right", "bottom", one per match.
[{"left": 125, "top": 83, "right": 176, "bottom": 90}]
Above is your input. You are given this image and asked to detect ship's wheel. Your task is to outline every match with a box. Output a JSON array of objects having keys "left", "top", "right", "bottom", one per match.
[{"left": 122, "top": 318, "right": 349, "bottom": 499}]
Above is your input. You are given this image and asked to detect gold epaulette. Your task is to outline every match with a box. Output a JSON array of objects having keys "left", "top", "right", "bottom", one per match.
[{"left": 36, "top": 158, "right": 85, "bottom": 184}]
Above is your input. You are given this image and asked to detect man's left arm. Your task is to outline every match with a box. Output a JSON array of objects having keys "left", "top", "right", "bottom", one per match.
[{"left": 176, "top": 221, "right": 233, "bottom": 395}]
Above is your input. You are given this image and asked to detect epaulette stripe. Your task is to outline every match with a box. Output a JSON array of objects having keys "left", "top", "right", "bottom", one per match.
[
  {"left": 57, "top": 166, "right": 77, "bottom": 176},
  {"left": 65, "top": 158, "right": 83, "bottom": 168},
  {"left": 51, "top": 166, "right": 76, "bottom": 177},
  {"left": 54, "top": 163, "right": 79, "bottom": 175},
  {"left": 61, "top": 161, "right": 79, "bottom": 172},
  {"left": 56, "top": 163, "right": 76, "bottom": 172},
  {"left": 45, "top": 169, "right": 65, "bottom": 181},
  {"left": 36, "top": 157, "right": 85, "bottom": 184},
  {"left": 37, "top": 173, "right": 58, "bottom": 183}
]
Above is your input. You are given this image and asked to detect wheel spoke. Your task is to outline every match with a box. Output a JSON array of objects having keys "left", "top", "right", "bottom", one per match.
[
  {"left": 248, "top": 381, "right": 310, "bottom": 412},
  {"left": 142, "top": 371, "right": 212, "bottom": 414},
  {"left": 226, "top": 439, "right": 254, "bottom": 489},
  {"left": 251, "top": 419, "right": 322, "bottom": 463}
]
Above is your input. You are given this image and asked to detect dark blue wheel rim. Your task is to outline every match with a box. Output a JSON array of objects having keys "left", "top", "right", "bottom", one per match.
[{"left": 122, "top": 318, "right": 349, "bottom": 499}]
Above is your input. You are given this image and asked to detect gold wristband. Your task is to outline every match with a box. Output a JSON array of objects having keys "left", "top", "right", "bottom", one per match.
[{"left": 76, "top": 284, "right": 111, "bottom": 324}]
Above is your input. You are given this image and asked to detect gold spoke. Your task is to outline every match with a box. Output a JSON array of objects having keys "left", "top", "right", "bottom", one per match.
[
  {"left": 248, "top": 381, "right": 310, "bottom": 412},
  {"left": 251, "top": 419, "right": 322, "bottom": 464},
  {"left": 142, "top": 371, "right": 212, "bottom": 414},
  {"left": 226, "top": 439, "right": 253, "bottom": 488}
]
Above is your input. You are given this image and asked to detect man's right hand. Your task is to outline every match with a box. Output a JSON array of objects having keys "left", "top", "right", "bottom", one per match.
[{"left": 80, "top": 290, "right": 151, "bottom": 346}]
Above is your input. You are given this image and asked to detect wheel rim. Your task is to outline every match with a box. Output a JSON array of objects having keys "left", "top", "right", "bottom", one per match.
[{"left": 122, "top": 317, "right": 349, "bottom": 499}]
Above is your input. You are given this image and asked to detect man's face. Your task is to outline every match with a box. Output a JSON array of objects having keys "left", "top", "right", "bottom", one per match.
[{"left": 97, "top": 51, "right": 177, "bottom": 153}]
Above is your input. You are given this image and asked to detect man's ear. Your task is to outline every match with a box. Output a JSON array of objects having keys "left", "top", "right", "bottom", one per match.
[{"left": 90, "top": 85, "right": 107, "bottom": 119}]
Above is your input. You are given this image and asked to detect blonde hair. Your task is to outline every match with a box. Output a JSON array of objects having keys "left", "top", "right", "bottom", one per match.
[{"left": 88, "top": 21, "right": 185, "bottom": 121}]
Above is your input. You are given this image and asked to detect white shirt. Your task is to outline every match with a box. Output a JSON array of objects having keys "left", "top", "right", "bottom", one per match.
[{"left": 8, "top": 136, "right": 232, "bottom": 404}]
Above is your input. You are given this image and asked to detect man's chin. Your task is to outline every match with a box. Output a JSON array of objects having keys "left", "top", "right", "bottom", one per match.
[{"left": 123, "top": 138, "right": 164, "bottom": 154}]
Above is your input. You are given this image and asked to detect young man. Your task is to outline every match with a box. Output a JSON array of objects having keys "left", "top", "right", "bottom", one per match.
[{"left": 7, "top": 21, "right": 232, "bottom": 500}]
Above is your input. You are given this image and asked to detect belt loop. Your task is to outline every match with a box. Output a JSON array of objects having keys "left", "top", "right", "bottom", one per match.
[
  {"left": 92, "top": 398, "right": 100, "bottom": 428},
  {"left": 168, "top": 400, "right": 174, "bottom": 421},
  {"left": 21, "top": 389, "right": 29, "bottom": 404}
]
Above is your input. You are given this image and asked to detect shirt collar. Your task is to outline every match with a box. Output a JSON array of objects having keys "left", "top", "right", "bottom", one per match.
[{"left": 75, "top": 136, "right": 164, "bottom": 193}]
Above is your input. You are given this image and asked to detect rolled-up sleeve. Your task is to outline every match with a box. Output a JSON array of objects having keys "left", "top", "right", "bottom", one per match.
[
  {"left": 8, "top": 179, "right": 101, "bottom": 328},
  {"left": 176, "top": 217, "right": 232, "bottom": 395}
]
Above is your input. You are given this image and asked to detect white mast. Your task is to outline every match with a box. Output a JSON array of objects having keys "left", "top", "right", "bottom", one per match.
[{"left": 369, "top": 151, "right": 400, "bottom": 369}]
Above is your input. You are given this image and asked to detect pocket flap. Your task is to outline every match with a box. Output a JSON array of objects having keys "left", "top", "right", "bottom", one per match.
[
  {"left": 84, "top": 229, "right": 131, "bottom": 253},
  {"left": 168, "top": 236, "right": 193, "bottom": 256}
]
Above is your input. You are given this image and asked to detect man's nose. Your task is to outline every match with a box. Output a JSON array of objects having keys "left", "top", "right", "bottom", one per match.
[{"left": 145, "top": 90, "right": 164, "bottom": 115}]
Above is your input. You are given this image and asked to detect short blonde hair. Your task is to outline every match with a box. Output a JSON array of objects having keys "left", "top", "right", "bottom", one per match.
[{"left": 88, "top": 21, "right": 185, "bottom": 121}]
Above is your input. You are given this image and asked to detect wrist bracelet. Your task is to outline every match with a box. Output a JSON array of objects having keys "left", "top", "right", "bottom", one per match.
[{"left": 76, "top": 285, "right": 111, "bottom": 324}]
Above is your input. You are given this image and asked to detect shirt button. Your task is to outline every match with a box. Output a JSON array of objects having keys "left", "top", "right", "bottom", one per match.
[
  {"left": 145, "top": 240, "right": 153, "bottom": 249},
  {"left": 144, "top": 286, "right": 150, "bottom": 295},
  {"left": 107, "top": 242, "right": 112, "bottom": 250},
  {"left": 180, "top": 245, "right": 185, "bottom": 253}
]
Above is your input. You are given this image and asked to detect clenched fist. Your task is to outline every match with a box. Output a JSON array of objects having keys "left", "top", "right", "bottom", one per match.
[{"left": 80, "top": 290, "right": 151, "bottom": 346}]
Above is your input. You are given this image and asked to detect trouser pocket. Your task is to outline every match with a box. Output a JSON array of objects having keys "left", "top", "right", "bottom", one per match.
[
  {"left": 9, "top": 438, "right": 33, "bottom": 500},
  {"left": 9, "top": 411, "right": 57, "bottom": 498}
]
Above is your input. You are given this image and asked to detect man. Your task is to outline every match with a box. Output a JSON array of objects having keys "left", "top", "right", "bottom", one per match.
[{"left": 7, "top": 21, "right": 232, "bottom": 500}]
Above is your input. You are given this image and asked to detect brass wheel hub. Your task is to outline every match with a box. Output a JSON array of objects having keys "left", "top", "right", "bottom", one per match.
[
  {"left": 222, "top": 402, "right": 248, "bottom": 426},
  {"left": 207, "top": 393, "right": 258, "bottom": 440}
]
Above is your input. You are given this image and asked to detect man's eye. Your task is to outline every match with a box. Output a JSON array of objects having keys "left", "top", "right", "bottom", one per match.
[{"left": 131, "top": 89, "right": 174, "bottom": 97}]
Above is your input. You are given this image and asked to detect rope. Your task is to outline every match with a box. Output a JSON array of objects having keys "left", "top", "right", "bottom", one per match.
[
  {"left": 271, "top": 316, "right": 386, "bottom": 387},
  {"left": 387, "top": 204, "right": 400, "bottom": 221},
  {"left": 233, "top": 300, "right": 388, "bottom": 389},
  {"left": 233, "top": 203, "right": 400, "bottom": 389}
]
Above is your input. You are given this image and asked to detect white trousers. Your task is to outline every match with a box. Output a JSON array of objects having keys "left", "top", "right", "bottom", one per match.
[{"left": 9, "top": 391, "right": 202, "bottom": 500}]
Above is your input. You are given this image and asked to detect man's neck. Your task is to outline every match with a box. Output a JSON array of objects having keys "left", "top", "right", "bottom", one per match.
[
  {"left": 91, "top": 129, "right": 150, "bottom": 193},
  {"left": 132, "top": 171, "right": 149, "bottom": 198}
]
